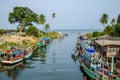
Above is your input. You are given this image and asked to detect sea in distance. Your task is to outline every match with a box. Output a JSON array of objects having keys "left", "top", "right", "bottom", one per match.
[{"left": 0, "top": 29, "right": 103, "bottom": 80}]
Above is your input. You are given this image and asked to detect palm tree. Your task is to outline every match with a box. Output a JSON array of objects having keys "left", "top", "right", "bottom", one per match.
[
  {"left": 38, "top": 14, "right": 46, "bottom": 30},
  {"left": 100, "top": 13, "right": 109, "bottom": 35},
  {"left": 51, "top": 13, "right": 56, "bottom": 31},
  {"left": 104, "top": 25, "right": 113, "bottom": 35},
  {"left": 111, "top": 18, "right": 116, "bottom": 36},
  {"left": 52, "top": 13, "right": 56, "bottom": 19},
  {"left": 44, "top": 24, "right": 50, "bottom": 32},
  {"left": 111, "top": 18, "right": 115, "bottom": 25},
  {"left": 100, "top": 13, "right": 109, "bottom": 78}
]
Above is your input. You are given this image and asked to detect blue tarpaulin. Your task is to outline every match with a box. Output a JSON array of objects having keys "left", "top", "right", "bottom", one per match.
[
  {"left": 12, "top": 50, "right": 19, "bottom": 55},
  {"left": 86, "top": 47, "right": 95, "bottom": 54},
  {"left": 41, "top": 37, "right": 47, "bottom": 41}
]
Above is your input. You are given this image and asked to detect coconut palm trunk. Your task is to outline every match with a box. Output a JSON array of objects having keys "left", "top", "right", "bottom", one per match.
[
  {"left": 100, "top": 13, "right": 108, "bottom": 79},
  {"left": 111, "top": 18, "right": 116, "bottom": 37}
]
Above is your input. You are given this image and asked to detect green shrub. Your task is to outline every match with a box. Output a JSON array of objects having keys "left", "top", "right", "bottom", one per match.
[{"left": 0, "top": 29, "right": 4, "bottom": 35}]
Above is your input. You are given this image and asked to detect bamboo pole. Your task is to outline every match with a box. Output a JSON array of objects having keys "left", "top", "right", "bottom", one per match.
[{"left": 111, "top": 57, "right": 114, "bottom": 75}]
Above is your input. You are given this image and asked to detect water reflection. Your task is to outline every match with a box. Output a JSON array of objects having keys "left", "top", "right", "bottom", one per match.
[
  {"left": 71, "top": 56, "right": 79, "bottom": 64},
  {"left": 33, "top": 47, "right": 47, "bottom": 64},
  {"left": 2, "top": 61, "right": 32, "bottom": 80},
  {"left": 52, "top": 52, "right": 56, "bottom": 63},
  {"left": 6, "top": 63, "right": 24, "bottom": 80}
]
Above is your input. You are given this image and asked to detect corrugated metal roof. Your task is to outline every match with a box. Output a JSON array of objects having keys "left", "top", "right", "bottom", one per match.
[{"left": 95, "top": 40, "right": 120, "bottom": 46}]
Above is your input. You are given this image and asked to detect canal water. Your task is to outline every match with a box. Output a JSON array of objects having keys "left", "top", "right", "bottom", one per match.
[{"left": 0, "top": 29, "right": 101, "bottom": 80}]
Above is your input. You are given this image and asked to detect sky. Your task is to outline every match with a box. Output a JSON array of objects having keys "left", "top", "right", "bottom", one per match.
[{"left": 0, "top": 0, "right": 120, "bottom": 30}]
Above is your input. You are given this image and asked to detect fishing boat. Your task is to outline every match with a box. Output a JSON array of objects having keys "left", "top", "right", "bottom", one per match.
[
  {"left": 37, "top": 37, "right": 52, "bottom": 48},
  {"left": 79, "top": 40, "right": 108, "bottom": 80},
  {"left": 46, "top": 38, "right": 52, "bottom": 44},
  {"left": 78, "top": 35, "right": 120, "bottom": 80},
  {"left": 71, "top": 50, "right": 80, "bottom": 57},
  {"left": 71, "top": 53, "right": 79, "bottom": 64},
  {"left": 1, "top": 46, "right": 33, "bottom": 65},
  {"left": 71, "top": 32, "right": 82, "bottom": 57},
  {"left": 79, "top": 60, "right": 110, "bottom": 80},
  {"left": 37, "top": 42, "right": 46, "bottom": 48}
]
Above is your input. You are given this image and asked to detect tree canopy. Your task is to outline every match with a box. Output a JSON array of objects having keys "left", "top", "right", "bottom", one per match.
[
  {"left": 26, "top": 26, "right": 38, "bottom": 37},
  {"left": 116, "top": 25, "right": 120, "bottom": 36},
  {"left": 100, "top": 13, "right": 108, "bottom": 26},
  {"left": 111, "top": 18, "right": 116, "bottom": 26},
  {"left": 114, "top": 14, "right": 120, "bottom": 36},
  {"left": 117, "top": 14, "right": 120, "bottom": 23},
  {"left": 104, "top": 25, "right": 113, "bottom": 35},
  {"left": 8, "top": 6, "right": 38, "bottom": 32},
  {"left": 100, "top": 13, "right": 109, "bottom": 35},
  {"left": 38, "top": 14, "right": 46, "bottom": 28},
  {"left": 0, "top": 29, "right": 4, "bottom": 35},
  {"left": 52, "top": 13, "right": 56, "bottom": 19}
]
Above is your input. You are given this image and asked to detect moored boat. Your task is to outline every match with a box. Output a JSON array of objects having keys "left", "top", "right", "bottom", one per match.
[
  {"left": 37, "top": 37, "right": 52, "bottom": 48},
  {"left": 1, "top": 46, "right": 33, "bottom": 65},
  {"left": 78, "top": 34, "right": 120, "bottom": 80},
  {"left": 71, "top": 50, "right": 80, "bottom": 57},
  {"left": 79, "top": 60, "right": 109, "bottom": 80},
  {"left": 37, "top": 42, "right": 46, "bottom": 48}
]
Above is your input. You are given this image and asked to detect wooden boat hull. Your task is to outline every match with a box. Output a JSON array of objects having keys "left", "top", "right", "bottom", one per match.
[
  {"left": 80, "top": 60, "right": 109, "bottom": 80},
  {"left": 1, "top": 52, "right": 32, "bottom": 66}
]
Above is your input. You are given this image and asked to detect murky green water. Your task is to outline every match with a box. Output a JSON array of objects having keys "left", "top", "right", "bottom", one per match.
[{"left": 0, "top": 29, "right": 101, "bottom": 80}]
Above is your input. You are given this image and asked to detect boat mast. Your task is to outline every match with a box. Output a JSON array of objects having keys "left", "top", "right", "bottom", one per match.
[{"left": 102, "top": 35, "right": 105, "bottom": 80}]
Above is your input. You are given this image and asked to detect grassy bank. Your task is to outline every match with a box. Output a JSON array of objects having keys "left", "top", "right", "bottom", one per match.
[
  {"left": 0, "top": 31, "right": 60, "bottom": 51},
  {"left": 39, "top": 31, "right": 61, "bottom": 39}
]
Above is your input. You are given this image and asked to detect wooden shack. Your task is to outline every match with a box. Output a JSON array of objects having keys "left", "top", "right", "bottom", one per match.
[{"left": 95, "top": 38, "right": 120, "bottom": 58}]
